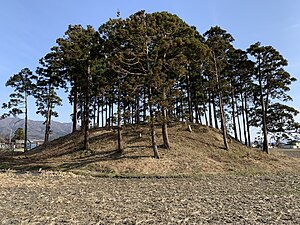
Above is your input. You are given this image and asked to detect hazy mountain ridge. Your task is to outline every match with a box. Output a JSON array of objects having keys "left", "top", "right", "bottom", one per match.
[{"left": 0, "top": 118, "right": 72, "bottom": 141}]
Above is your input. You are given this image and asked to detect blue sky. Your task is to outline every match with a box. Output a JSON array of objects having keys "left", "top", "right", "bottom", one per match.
[{"left": 1, "top": 0, "right": 300, "bottom": 123}]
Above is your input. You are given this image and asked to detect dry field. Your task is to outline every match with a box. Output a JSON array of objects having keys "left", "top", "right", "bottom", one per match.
[
  {"left": 273, "top": 148, "right": 300, "bottom": 158},
  {"left": 1, "top": 124, "right": 300, "bottom": 224},
  {"left": 0, "top": 171, "right": 299, "bottom": 224}
]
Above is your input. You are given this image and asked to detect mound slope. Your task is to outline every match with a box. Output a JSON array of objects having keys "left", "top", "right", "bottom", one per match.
[{"left": 1, "top": 124, "right": 300, "bottom": 176}]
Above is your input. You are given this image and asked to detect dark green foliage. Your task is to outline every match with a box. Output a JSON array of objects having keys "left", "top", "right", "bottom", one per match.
[
  {"left": 247, "top": 42, "right": 297, "bottom": 152},
  {"left": 35, "top": 56, "right": 64, "bottom": 143},
  {"left": 12, "top": 127, "right": 24, "bottom": 141},
  {"left": 2, "top": 68, "right": 36, "bottom": 118},
  {"left": 2, "top": 68, "right": 36, "bottom": 151},
  {"left": 2, "top": 11, "right": 298, "bottom": 157}
]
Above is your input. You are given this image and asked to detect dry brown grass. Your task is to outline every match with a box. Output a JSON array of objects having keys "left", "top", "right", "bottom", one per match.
[{"left": 1, "top": 123, "right": 300, "bottom": 176}]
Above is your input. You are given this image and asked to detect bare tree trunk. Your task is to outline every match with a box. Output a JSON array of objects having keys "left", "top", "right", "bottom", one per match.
[
  {"left": 117, "top": 80, "right": 124, "bottom": 154},
  {"left": 198, "top": 111, "right": 203, "bottom": 125},
  {"left": 213, "top": 53, "right": 228, "bottom": 150},
  {"left": 24, "top": 92, "right": 28, "bottom": 152},
  {"left": 212, "top": 94, "right": 219, "bottom": 129},
  {"left": 83, "top": 64, "right": 90, "bottom": 150},
  {"left": 208, "top": 94, "right": 213, "bottom": 126},
  {"left": 186, "top": 73, "right": 193, "bottom": 123},
  {"left": 93, "top": 99, "right": 96, "bottom": 128},
  {"left": 143, "top": 90, "right": 147, "bottom": 123},
  {"left": 261, "top": 97, "right": 268, "bottom": 153},
  {"left": 101, "top": 96, "right": 104, "bottom": 127},
  {"left": 244, "top": 96, "right": 251, "bottom": 146},
  {"left": 219, "top": 93, "right": 229, "bottom": 150},
  {"left": 241, "top": 93, "right": 248, "bottom": 146},
  {"left": 44, "top": 99, "right": 52, "bottom": 144},
  {"left": 258, "top": 59, "right": 269, "bottom": 153},
  {"left": 80, "top": 91, "right": 84, "bottom": 131},
  {"left": 105, "top": 99, "right": 108, "bottom": 127},
  {"left": 72, "top": 86, "right": 78, "bottom": 133},
  {"left": 231, "top": 92, "right": 238, "bottom": 141},
  {"left": 203, "top": 103, "right": 209, "bottom": 126},
  {"left": 136, "top": 90, "right": 140, "bottom": 125},
  {"left": 111, "top": 100, "right": 114, "bottom": 126},
  {"left": 195, "top": 100, "right": 199, "bottom": 124},
  {"left": 162, "top": 87, "right": 170, "bottom": 149},
  {"left": 149, "top": 88, "right": 159, "bottom": 159},
  {"left": 108, "top": 98, "right": 111, "bottom": 127},
  {"left": 236, "top": 107, "right": 242, "bottom": 142},
  {"left": 97, "top": 98, "right": 100, "bottom": 128}
]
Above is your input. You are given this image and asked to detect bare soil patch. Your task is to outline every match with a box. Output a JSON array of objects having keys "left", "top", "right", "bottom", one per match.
[{"left": 0, "top": 171, "right": 299, "bottom": 224}]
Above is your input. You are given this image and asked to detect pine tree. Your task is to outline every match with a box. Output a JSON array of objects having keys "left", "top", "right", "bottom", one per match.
[
  {"left": 204, "top": 26, "right": 235, "bottom": 150},
  {"left": 1, "top": 68, "right": 36, "bottom": 151},
  {"left": 226, "top": 49, "right": 255, "bottom": 145},
  {"left": 12, "top": 128, "right": 24, "bottom": 141},
  {"left": 35, "top": 56, "right": 64, "bottom": 144},
  {"left": 55, "top": 25, "right": 100, "bottom": 150},
  {"left": 247, "top": 42, "right": 296, "bottom": 153}
]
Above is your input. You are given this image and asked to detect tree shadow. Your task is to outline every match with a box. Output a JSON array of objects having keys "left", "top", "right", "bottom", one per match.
[{"left": 57, "top": 148, "right": 151, "bottom": 171}]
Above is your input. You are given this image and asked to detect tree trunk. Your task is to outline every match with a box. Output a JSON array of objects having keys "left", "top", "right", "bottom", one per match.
[
  {"left": 244, "top": 96, "right": 251, "bottom": 146},
  {"left": 180, "top": 86, "right": 184, "bottom": 122},
  {"left": 186, "top": 73, "right": 193, "bottom": 122},
  {"left": 108, "top": 98, "right": 111, "bottom": 127},
  {"left": 203, "top": 103, "right": 209, "bottom": 126},
  {"left": 258, "top": 61, "right": 269, "bottom": 153},
  {"left": 24, "top": 92, "right": 28, "bottom": 152},
  {"left": 241, "top": 93, "right": 248, "bottom": 146},
  {"left": 208, "top": 94, "right": 213, "bottom": 126},
  {"left": 97, "top": 98, "right": 100, "bottom": 128},
  {"left": 44, "top": 98, "right": 52, "bottom": 144},
  {"left": 136, "top": 90, "right": 140, "bottom": 125},
  {"left": 111, "top": 100, "right": 114, "bottom": 126},
  {"left": 162, "top": 87, "right": 170, "bottom": 149},
  {"left": 72, "top": 86, "right": 78, "bottom": 133},
  {"left": 237, "top": 105, "right": 243, "bottom": 143},
  {"left": 195, "top": 100, "right": 199, "bottom": 124},
  {"left": 101, "top": 96, "right": 104, "bottom": 127},
  {"left": 149, "top": 88, "right": 159, "bottom": 159},
  {"left": 93, "top": 99, "right": 96, "bottom": 128},
  {"left": 128, "top": 104, "right": 131, "bottom": 124},
  {"left": 219, "top": 92, "right": 229, "bottom": 150},
  {"left": 236, "top": 106, "right": 242, "bottom": 142},
  {"left": 83, "top": 64, "right": 90, "bottom": 150},
  {"left": 212, "top": 94, "right": 219, "bottom": 129},
  {"left": 198, "top": 111, "right": 203, "bottom": 125},
  {"left": 105, "top": 100, "right": 108, "bottom": 127},
  {"left": 80, "top": 91, "right": 84, "bottom": 131},
  {"left": 117, "top": 81, "right": 124, "bottom": 154},
  {"left": 213, "top": 53, "right": 228, "bottom": 150},
  {"left": 231, "top": 92, "right": 238, "bottom": 141},
  {"left": 143, "top": 89, "right": 147, "bottom": 122}
]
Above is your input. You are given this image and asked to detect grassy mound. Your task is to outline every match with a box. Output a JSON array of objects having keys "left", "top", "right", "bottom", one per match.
[{"left": 1, "top": 123, "right": 300, "bottom": 176}]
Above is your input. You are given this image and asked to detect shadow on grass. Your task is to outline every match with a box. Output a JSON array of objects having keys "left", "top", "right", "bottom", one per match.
[
  {"left": 0, "top": 146, "right": 154, "bottom": 172},
  {"left": 0, "top": 128, "right": 157, "bottom": 172},
  {"left": 58, "top": 147, "right": 154, "bottom": 171}
]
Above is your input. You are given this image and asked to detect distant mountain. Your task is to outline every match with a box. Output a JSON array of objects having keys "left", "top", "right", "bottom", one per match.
[{"left": 0, "top": 118, "right": 72, "bottom": 141}]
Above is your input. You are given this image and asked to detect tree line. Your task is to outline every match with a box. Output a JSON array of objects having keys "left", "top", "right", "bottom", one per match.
[{"left": 2, "top": 10, "right": 299, "bottom": 156}]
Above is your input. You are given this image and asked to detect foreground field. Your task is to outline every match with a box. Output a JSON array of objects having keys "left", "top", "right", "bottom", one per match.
[{"left": 0, "top": 172, "right": 299, "bottom": 224}]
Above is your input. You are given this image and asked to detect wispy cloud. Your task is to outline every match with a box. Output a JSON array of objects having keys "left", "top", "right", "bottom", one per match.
[{"left": 288, "top": 22, "right": 300, "bottom": 30}]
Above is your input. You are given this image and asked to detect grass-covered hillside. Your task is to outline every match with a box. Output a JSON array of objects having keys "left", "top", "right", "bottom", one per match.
[{"left": 1, "top": 123, "right": 300, "bottom": 176}]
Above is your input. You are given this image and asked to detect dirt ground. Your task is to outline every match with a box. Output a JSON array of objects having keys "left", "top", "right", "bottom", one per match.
[{"left": 0, "top": 171, "right": 299, "bottom": 224}]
